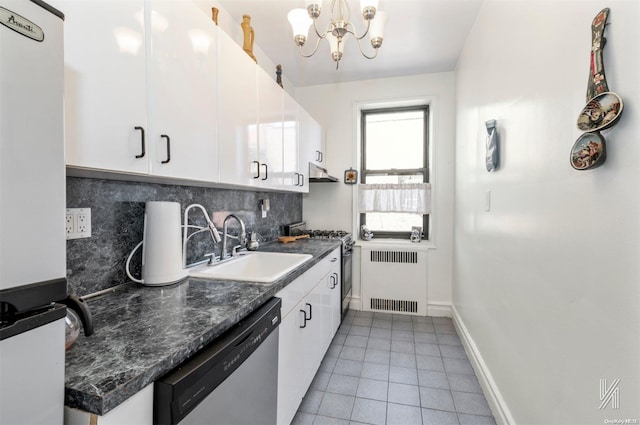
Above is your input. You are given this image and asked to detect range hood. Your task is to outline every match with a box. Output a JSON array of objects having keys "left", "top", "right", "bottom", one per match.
[{"left": 308, "top": 163, "right": 339, "bottom": 183}]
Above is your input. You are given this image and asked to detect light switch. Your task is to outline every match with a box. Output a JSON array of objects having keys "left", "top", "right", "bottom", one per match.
[{"left": 484, "top": 191, "right": 491, "bottom": 212}]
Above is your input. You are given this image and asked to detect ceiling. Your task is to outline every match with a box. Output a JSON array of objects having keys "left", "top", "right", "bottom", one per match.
[{"left": 215, "top": 0, "right": 484, "bottom": 87}]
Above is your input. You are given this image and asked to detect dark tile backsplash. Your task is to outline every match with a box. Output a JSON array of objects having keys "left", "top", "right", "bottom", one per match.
[{"left": 66, "top": 177, "right": 302, "bottom": 296}]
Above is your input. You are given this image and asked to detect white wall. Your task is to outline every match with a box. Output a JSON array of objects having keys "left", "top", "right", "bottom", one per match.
[
  {"left": 296, "top": 72, "right": 456, "bottom": 311},
  {"left": 454, "top": 1, "right": 640, "bottom": 424}
]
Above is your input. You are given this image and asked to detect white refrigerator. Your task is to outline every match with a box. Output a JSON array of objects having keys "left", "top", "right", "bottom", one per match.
[{"left": 0, "top": 0, "right": 67, "bottom": 423}]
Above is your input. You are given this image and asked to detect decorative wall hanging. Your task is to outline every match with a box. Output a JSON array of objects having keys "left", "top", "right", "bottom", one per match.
[
  {"left": 344, "top": 168, "right": 357, "bottom": 184},
  {"left": 485, "top": 119, "right": 499, "bottom": 172},
  {"left": 241, "top": 14, "right": 257, "bottom": 63},
  {"left": 570, "top": 8, "right": 624, "bottom": 171}
]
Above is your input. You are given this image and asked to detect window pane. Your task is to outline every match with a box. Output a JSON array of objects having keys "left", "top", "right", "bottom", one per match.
[
  {"left": 365, "top": 212, "right": 423, "bottom": 232},
  {"left": 365, "top": 111, "right": 424, "bottom": 170},
  {"left": 365, "top": 174, "right": 424, "bottom": 184}
]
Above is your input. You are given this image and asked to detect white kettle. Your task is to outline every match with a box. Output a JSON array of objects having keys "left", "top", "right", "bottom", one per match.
[{"left": 126, "top": 201, "right": 188, "bottom": 286}]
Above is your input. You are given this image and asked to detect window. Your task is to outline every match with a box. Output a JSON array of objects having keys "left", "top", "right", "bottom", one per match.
[{"left": 360, "top": 106, "right": 429, "bottom": 239}]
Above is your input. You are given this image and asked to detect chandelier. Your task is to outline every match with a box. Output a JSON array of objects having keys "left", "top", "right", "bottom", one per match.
[{"left": 287, "top": 0, "right": 387, "bottom": 69}]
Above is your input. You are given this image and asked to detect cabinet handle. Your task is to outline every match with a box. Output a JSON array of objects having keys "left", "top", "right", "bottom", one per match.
[
  {"left": 329, "top": 274, "right": 336, "bottom": 289},
  {"left": 294, "top": 172, "right": 299, "bottom": 186},
  {"left": 252, "top": 161, "right": 260, "bottom": 179},
  {"left": 333, "top": 273, "right": 339, "bottom": 289},
  {"left": 331, "top": 257, "right": 338, "bottom": 263},
  {"left": 299, "top": 309, "right": 307, "bottom": 328},
  {"left": 161, "top": 135, "right": 171, "bottom": 164},
  {"left": 304, "top": 302, "right": 312, "bottom": 320},
  {"left": 319, "top": 151, "right": 323, "bottom": 163},
  {"left": 261, "top": 163, "right": 268, "bottom": 181},
  {"left": 134, "top": 126, "right": 145, "bottom": 158},
  {"left": 315, "top": 150, "right": 321, "bottom": 162},
  {"left": 299, "top": 173, "right": 304, "bottom": 186}
]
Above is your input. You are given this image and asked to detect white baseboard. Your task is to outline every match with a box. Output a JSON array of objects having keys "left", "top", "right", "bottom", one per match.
[
  {"left": 451, "top": 306, "right": 515, "bottom": 425},
  {"left": 427, "top": 302, "right": 452, "bottom": 317},
  {"left": 349, "top": 296, "right": 362, "bottom": 311}
]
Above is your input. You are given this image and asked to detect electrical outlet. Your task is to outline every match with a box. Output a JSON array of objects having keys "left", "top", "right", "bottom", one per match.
[
  {"left": 66, "top": 208, "right": 91, "bottom": 239},
  {"left": 76, "top": 208, "right": 91, "bottom": 237},
  {"left": 66, "top": 213, "right": 74, "bottom": 235}
]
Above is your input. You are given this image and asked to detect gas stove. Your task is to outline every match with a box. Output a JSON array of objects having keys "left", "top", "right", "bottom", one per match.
[
  {"left": 283, "top": 222, "right": 354, "bottom": 270},
  {"left": 304, "top": 229, "right": 352, "bottom": 243},
  {"left": 284, "top": 222, "right": 352, "bottom": 246}
]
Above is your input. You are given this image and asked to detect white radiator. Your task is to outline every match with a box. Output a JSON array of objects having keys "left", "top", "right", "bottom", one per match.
[{"left": 361, "top": 248, "right": 428, "bottom": 316}]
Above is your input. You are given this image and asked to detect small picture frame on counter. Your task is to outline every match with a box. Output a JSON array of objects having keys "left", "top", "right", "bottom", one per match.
[
  {"left": 344, "top": 168, "right": 358, "bottom": 185},
  {"left": 410, "top": 226, "right": 422, "bottom": 242}
]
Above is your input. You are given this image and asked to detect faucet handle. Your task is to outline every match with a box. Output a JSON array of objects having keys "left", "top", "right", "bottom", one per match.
[
  {"left": 204, "top": 252, "right": 218, "bottom": 265},
  {"left": 247, "top": 232, "right": 260, "bottom": 251}
]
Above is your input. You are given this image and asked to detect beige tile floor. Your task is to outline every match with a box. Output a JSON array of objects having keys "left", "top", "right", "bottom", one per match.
[{"left": 291, "top": 310, "right": 496, "bottom": 425}]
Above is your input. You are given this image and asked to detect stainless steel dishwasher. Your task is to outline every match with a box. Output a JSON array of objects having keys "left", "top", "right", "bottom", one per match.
[{"left": 154, "top": 297, "right": 281, "bottom": 425}]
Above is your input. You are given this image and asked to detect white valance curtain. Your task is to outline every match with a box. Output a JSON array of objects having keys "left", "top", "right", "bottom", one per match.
[{"left": 358, "top": 183, "right": 431, "bottom": 214}]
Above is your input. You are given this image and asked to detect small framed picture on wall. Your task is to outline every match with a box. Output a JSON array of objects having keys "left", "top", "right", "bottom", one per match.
[{"left": 344, "top": 168, "right": 358, "bottom": 184}]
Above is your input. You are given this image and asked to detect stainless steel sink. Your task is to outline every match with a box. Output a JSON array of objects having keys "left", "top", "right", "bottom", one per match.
[{"left": 188, "top": 251, "right": 312, "bottom": 283}]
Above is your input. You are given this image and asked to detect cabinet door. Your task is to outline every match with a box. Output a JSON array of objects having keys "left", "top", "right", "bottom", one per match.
[
  {"left": 329, "top": 260, "right": 342, "bottom": 337},
  {"left": 58, "top": 0, "right": 149, "bottom": 174},
  {"left": 299, "top": 107, "right": 324, "bottom": 166},
  {"left": 283, "top": 92, "right": 302, "bottom": 191},
  {"left": 315, "top": 271, "right": 335, "bottom": 355},
  {"left": 256, "top": 68, "right": 283, "bottom": 189},
  {"left": 146, "top": 0, "right": 218, "bottom": 181},
  {"left": 277, "top": 303, "right": 307, "bottom": 425},
  {"left": 217, "top": 31, "right": 258, "bottom": 187}
]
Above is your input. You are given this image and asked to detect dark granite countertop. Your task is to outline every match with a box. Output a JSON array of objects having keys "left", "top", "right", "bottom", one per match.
[{"left": 64, "top": 239, "right": 341, "bottom": 415}]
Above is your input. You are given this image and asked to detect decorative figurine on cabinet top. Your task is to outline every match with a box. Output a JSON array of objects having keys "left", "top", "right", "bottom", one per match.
[
  {"left": 276, "top": 64, "right": 283, "bottom": 88},
  {"left": 241, "top": 14, "right": 257, "bottom": 63},
  {"left": 211, "top": 7, "right": 219, "bottom": 25}
]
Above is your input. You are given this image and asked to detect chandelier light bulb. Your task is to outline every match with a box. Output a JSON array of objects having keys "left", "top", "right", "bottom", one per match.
[
  {"left": 369, "top": 10, "right": 386, "bottom": 48},
  {"left": 305, "top": 0, "right": 322, "bottom": 18},
  {"left": 288, "top": 8, "right": 313, "bottom": 45},
  {"left": 360, "top": 0, "right": 379, "bottom": 20}
]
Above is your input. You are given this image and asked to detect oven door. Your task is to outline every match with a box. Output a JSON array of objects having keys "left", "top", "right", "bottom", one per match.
[{"left": 341, "top": 248, "right": 353, "bottom": 315}]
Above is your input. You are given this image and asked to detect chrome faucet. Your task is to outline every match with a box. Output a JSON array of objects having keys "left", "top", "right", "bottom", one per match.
[
  {"left": 221, "top": 214, "right": 247, "bottom": 259},
  {"left": 182, "top": 204, "right": 221, "bottom": 268}
]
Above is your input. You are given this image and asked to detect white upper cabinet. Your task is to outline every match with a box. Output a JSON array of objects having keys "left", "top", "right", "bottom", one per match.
[
  {"left": 283, "top": 91, "right": 306, "bottom": 192},
  {"left": 256, "top": 68, "right": 284, "bottom": 189},
  {"left": 146, "top": 0, "right": 218, "bottom": 181},
  {"left": 57, "top": 0, "right": 323, "bottom": 192},
  {"left": 217, "top": 29, "right": 258, "bottom": 187},
  {"left": 299, "top": 107, "right": 325, "bottom": 167},
  {"left": 59, "top": 0, "right": 149, "bottom": 174},
  {"left": 58, "top": 0, "right": 218, "bottom": 180}
]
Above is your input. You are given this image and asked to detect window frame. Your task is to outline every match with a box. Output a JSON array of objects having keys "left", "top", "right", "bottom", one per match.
[{"left": 360, "top": 105, "right": 430, "bottom": 240}]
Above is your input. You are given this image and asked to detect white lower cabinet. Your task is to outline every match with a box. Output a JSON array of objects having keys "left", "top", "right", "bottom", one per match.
[
  {"left": 277, "top": 248, "right": 341, "bottom": 425},
  {"left": 323, "top": 257, "right": 342, "bottom": 347}
]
